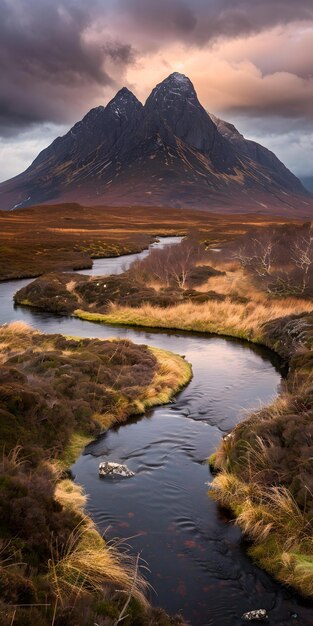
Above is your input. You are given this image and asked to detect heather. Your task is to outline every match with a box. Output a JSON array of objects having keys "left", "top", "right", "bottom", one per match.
[
  {"left": 0, "top": 323, "right": 191, "bottom": 625},
  {"left": 11, "top": 225, "right": 313, "bottom": 597},
  {"left": 0, "top": 201, "right": 295, "bottom": 281}
]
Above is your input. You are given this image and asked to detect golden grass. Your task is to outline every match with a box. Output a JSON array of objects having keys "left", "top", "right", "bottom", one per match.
[
  {"left": 53, "top": 472, "right": 149, "bottom": 610},
  {"left": 49, "top": 511, "right": 148, "bottom": 609},
  {"left": 75, "top": 296, "right": 313, "bottom": 344},
  {"left": 55, "top": 479, "right": 87, "bottom": 513},
  {"left": 199, "top": 268, "right": 266, "bottom": 301},
  {"left": 2, "top": 320, "right": 36, "bottom": 334},
  {"left": 146, "top": 347, "right": 192, "bottom": 406},
  {"left": 209, "top": 472, "right": 313, "bottom": 596},
  {"left": 54, "top": 469, "right": 150, "bottom": 611}
]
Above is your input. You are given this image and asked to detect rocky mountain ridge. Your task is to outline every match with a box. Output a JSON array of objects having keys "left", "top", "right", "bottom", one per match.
[{"left": 0, "top": 72, "right": 311, "bottom": 215}]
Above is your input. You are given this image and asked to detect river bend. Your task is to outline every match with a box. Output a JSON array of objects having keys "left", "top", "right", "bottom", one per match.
[{"left": 0, "top": 237, "right": 312, "bottom": 625}]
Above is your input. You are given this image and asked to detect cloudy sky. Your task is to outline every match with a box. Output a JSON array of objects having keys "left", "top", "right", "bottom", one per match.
[{"left": 1, "top": 0, "right": 313, "bottom": 185}]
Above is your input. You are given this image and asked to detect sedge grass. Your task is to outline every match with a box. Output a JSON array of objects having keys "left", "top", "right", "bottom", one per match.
[
  {"left": 48, "top": 520, "right": 148, "bottom": 609},
  {"left": 210, "top": 473, "right": 313, "bottom": 596},
  {"left": 75, "top": 295, "right": 313, "bottom": 345}
]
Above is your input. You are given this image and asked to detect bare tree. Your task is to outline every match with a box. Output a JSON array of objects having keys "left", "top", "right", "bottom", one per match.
[
  {"left": 234, "top": 237, "right": 274, "bottom": 278},
  {"left": 128, "top": 236, "right": 206, "bottom": 289},
  {"left": 231, "top": 222, "right": 313, "bottom": 298},
  {"left": 291, "top": 228, "right": 313, "bottom": 293}
]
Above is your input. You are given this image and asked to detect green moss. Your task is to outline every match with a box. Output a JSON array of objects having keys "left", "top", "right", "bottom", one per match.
[
  {"left": 208, "top": 453, "right": 217, "bottom": 471},
  {"left": 57, "top": 432, "right": 92, "bottom": 470}
]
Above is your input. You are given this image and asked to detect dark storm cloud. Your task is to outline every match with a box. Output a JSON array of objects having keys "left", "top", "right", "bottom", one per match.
[
  {"left": 117, "top": 0, "right": 313, "bottom": 46},
  {"left": 0, "top": 0, "right": 135, "bottom": 137},
  {"left": 1, "top": 0, "right": 313, "bottom": 139}
]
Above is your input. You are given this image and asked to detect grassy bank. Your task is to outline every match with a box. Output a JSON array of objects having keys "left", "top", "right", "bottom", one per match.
[
  {"left": 58, "top": 345, "right": 191, "bottom": 470},
  {"left": 0, "top": 322, "right": 191, "bottom": 626},
  {"left": 74, "top": 297, "right": 313, "bottom": 345}
]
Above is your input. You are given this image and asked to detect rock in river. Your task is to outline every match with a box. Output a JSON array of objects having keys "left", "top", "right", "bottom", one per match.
[
  {"left": 99, "top": 461, "right": 135, "bottom": 478},
  {"left": 241, "top": 609, "right": 269, "bottom": 622}
]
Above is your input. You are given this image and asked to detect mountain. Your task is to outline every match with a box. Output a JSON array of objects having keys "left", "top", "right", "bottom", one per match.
[
  {"left": 301, "top": 176, "right": 313, "bottom": 194},
  {"left": 0, "top": 72, "right": 311, "bottom": 215},
  {"left": 209, "top": 113, "right": 306, "bottom": 198}
]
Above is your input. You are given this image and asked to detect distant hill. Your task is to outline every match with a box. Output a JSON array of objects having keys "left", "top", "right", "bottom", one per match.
[
  {"left": 0, "top": 72, "right": 312, "bottom": 216},
  {"left": 301, "top": 176, "right": 313, "bottom": 194}
]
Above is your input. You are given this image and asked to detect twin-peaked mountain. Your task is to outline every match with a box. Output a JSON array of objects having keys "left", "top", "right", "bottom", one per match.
[{"left": 0, "top": 73, "right": 311, "bottom": 214}]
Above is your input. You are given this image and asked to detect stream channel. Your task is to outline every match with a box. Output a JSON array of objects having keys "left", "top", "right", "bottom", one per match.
[{"left": 1, "top": 236, "right": 313, "bottom": 625}]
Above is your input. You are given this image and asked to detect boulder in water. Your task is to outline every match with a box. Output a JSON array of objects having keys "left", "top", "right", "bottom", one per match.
[
  {"left": 241, "top": 609, "right": 269, "bottom": 622},
  {"left": 99, "top": 461, "right": 134, "bottom": 478}
]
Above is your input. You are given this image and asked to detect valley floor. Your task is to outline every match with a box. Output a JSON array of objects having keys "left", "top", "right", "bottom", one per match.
[
  {"left": 3, "top": 208, "right": 313, "bottom": 614},
  {"left": 14, "top": 254, "right": 313, "bottom": 600},
  {"left": 0, "top": 202, "right": 299, "bottom": 280}
]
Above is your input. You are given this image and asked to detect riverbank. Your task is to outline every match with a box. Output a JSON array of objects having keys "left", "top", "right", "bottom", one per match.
[
  {"left": 73, "top": 297, "right": 313, "bottom": 343},
  {"left": 207, "top": 317, "right": 313, "bottom": 596},
  {"left": 70, "top": 301, "right": 313, "bottom": 598},
  {"left": 0, "top": 322, "right": 191, "bottom": 626}
]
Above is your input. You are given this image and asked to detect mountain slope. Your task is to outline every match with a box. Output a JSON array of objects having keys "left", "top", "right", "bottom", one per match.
[
  {"left": 210, "top": 113, "right": 306, "bottom": 197},
  {"left": 0, "top": 73, "right": 311, "bottom": 215}
]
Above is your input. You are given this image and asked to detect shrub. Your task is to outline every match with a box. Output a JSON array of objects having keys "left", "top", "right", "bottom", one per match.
[{"left": 223, "top": 222, "right": 313, "bottom": 297}]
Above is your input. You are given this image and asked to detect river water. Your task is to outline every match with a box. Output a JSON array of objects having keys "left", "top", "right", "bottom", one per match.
[{"left": 0, "top": 237, "right": 312, "bottom": 625}]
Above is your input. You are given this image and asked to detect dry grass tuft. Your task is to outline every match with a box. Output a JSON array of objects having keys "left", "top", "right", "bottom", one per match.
[
  {"left": 48, "top": 521, "right": 149, "bottom": 608},
  {"left": 210, "top": 473, "right": 313, "bottom": 596},
  {"left": 55, "top": 480, "right": 87, "bottom": 513},
  {"left": 3, "top": 320, "right": 35, "bottom": 334}
]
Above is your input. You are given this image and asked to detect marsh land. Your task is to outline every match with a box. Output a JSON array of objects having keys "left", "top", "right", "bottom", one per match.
[{"left": 1, "top": 205, "right": 313, "bottom": 625}]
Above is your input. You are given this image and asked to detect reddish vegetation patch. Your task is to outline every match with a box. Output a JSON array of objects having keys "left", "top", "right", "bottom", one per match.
[
  {"left": 0, "top": 202, "right": 300, "bottom": 280},
  {"left": 0, "top": 326, "right": 157, "bottom": 454}
]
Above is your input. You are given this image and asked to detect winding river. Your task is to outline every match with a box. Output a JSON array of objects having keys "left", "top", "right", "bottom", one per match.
[{"left": 1, "top": 237, "right": 312, "bottom": 626}]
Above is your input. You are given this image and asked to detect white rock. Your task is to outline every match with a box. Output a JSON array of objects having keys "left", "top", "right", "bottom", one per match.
[
  {"left": 99, "top": 461, "right": 134, "bottom": 478},
  {"left": 241, "top": 608, "right": 269, "bottom": 622}
]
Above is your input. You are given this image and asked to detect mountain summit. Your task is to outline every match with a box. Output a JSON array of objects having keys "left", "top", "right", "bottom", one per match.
[{"left": 0, "top": 73, "right": 311, "bottom": 215}]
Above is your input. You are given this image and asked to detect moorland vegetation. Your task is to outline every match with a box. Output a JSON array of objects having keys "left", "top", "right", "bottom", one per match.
[
  {"left": 14, "top": 222, "right": 313, "bottom": 597},
  {"left": 0, "top": 323, "right": 190, "bottom": 626},
  {"left": 0, "top": 202, "right": 297, "bottom": 280}
]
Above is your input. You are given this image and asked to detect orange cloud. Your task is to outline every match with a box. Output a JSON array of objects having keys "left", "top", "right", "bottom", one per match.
[{"left": 125, "top": 25, "right": 313, "bottom": 119}]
